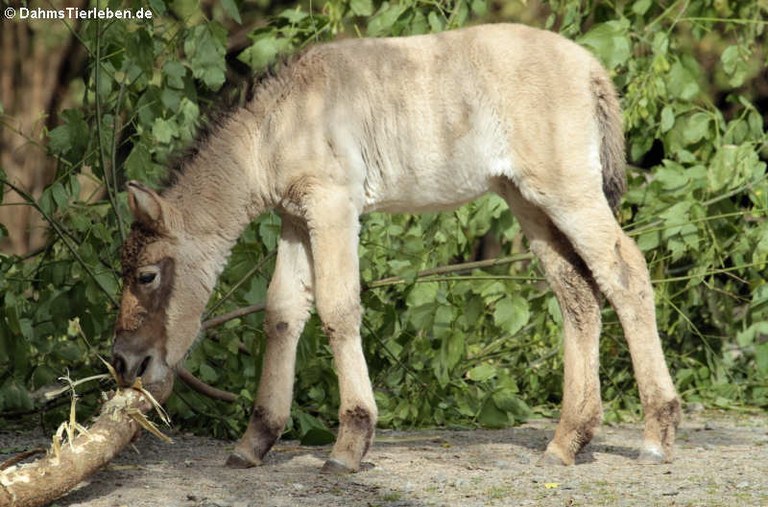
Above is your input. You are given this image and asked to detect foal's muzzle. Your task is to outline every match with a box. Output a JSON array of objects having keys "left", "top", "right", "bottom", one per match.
[{"left": 111, "top": 334, "right": 167, "bottom": 389}]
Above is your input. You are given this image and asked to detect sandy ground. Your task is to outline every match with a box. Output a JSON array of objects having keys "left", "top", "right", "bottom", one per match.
[{"left": 1, "top": 410, "right": 767, "bottom": 507}]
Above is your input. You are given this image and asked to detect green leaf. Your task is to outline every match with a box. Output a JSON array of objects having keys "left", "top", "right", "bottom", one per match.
[
  {"left": 578, "top": 19, "right": 631, "bottom": 69},
  {"left": 736, "top": 322, "right": 768, "bottom": 348},
  {"left": 433, "top": 304, "right": 454, "bottom": 339},
  {"left": 126, "top": 29, "right": 154, "bottom": 75},
  {"left": 48, "top": 109, "right": 89, "bottom": 161},
  {"left": 278, "top": 8, "right": 308, "bottom": 24},
  {"left": 493, "top": 296, "right": 530, "bottom": 336},
  {"left": 660, "top": 105, "right": 675, "bottom": 133},
  {"left": 466, "top": 364, "right": 497, "bottom": 382},
  {"left": 162, "top": 61, "right": 187, "bottom": 90},
  {"left": 0, "top": 381, "right": 33, "bottom": 411},
  {"left": 667, "top": 59, "right": 701, "bottom": 100},
  {"left": 756, "top": 342, "right": 768, "bottom": 375},
  {"left": 295, "top": 410, "right": 334, "bottom": 445},
  {"left": 427, "top": 11, "right": 444, "bottom": 33},
  {"left": 653, "top": 163, "right": 689, "bottom": 191},
  {"left": 471, "top": 0, "right": 487, "bottom": 17},
  {"left": 367, "top": 2, "right": 408, "bottom": 37},
  {"left": 198, "top": 362, "right": 219, "bottom": 383},
  {"left": 220, "top": 0, "right": 242, "bottom": 24},
  {"left": 547, "top": 296, "right": 562, "bottom": 324},
  {"left": 177, "top": 98, "right": 200, "bottom": 142},
  {"left": 708, "top": 145, "right": 736, "bottom": 192},
  {"left": 54, "top": 342, "right": 82, "bottom": 362},
  {"left": 238, "top": 31, "right": 292, "bottom": 72},
  {"left": 350, "top": 0, "right": 374, "bottom": 17},
  {"left": 660, "top": 201, "right": 692, "bottom": 225},
  {"left": 147, "top": 0, "right": 166, "bottom": 16},
  {"left": 721, "top": 45, "right": 750, "bottom": 87},
  {"left": 50, "top": 181, "right": 69, "bottom": 211},
  {"left": 301, "top": 427, "right": 336, "bottom": 445},
  {"left": 492, "top": 390, "right": 531, "bottom": 421},
  {"left": 406, "top": 282, "right": 439, "bottom": 308},
  {"left": 632, "top": 0, "right": 652, "bottom": 15},
  {"left": 125, "top": 142, "right": 166, "bottom": 186},
  {"left": 433, "top": 327, "right": 464, "bottom": 387},
  {"left": 477, "top": 396, "right": 508, "bottom": 428},
  {"left": 152, "top": 118, "right": 176, "bottom": 144},
  {"left": 184, "top": 23, "right": 227, "bottom": 90},
  {"left": 48, "top": 125, "right": 71, "bottom": 155},
  {"left": 682, "top": 112, "right": 711, "bottom": 145}
]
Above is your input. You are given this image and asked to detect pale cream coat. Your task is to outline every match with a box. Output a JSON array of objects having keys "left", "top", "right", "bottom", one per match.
[{"left": 113, "top": 23, "right": 680, "bottom": 473}]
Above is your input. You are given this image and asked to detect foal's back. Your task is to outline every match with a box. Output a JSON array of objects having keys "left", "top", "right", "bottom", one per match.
[{"left": 257, "top": 23, "right": 608, "bottom": 215}]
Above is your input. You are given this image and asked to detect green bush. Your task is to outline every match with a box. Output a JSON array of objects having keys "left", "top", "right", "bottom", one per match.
[{"left": 1, "top": 0, "right": 766, "bottom": 440}]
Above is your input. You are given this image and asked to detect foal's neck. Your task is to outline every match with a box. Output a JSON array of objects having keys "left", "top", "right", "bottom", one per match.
[{"left": 164, "top": 108, "right": 267, "bottom": 251}]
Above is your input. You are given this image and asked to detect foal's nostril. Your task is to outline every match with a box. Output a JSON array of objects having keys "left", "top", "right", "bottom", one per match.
[
  {"left": 137, "top": 355, "right": 152, "bottom": 379},
  {"left": 112, "top": 354, "right": 127, "bottom": 379},
  {"left": 111, "top": 351, "right": 152, "bottom": 386}
]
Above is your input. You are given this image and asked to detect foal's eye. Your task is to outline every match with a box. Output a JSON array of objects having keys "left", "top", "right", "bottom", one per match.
[{"left": 137, "top": 272, "right": 157, "bottom": 285}]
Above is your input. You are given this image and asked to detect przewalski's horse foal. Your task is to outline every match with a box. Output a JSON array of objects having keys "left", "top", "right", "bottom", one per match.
[{"left": 112, "top": 23, "right": 681, "bottom": 472}]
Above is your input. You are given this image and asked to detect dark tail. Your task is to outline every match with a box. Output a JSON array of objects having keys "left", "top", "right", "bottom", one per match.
[{"left": 591, "top": 70, "right": 627, "bottom": 215}]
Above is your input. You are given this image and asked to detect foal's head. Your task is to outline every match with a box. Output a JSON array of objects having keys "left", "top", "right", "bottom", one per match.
[{"left": 111, "top": 181, "right": 207, "bottom": 395}]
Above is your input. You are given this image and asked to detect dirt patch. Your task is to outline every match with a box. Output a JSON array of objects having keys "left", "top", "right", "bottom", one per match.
[{"left": 2, "top": 411, "right": 766, "bottom": 507}]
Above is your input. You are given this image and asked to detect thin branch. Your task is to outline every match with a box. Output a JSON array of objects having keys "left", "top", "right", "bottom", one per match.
[
  {"left": 110, "top": 79, "right": 128, "bottom": 241},
  {"left": 203, "top": 251, "right": 275, "bottom": 320},
  {"left": 202, "top": 303, "right": 266, "bottom": 330},
  {"left": 177, "top": 367, "right": 238, "bottom": 403},
  {"left": 93, "top": 18, "right": 125, "bottom": 242},
  {"left": 365, "top": 253, "right": 534, "bottom": 290},
  {"left": 0, "top": 178, "right": 118, "bottom": 306},
  {"left": 198, "top": 254, "right": 536, "bottom": 330}
]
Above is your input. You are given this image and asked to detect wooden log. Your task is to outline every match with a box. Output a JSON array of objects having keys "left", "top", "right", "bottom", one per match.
[{"left": 0, "top": 380, "right": 172, "bottom": 507}]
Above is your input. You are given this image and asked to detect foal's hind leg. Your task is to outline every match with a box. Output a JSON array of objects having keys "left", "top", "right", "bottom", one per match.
[
  {"left": 500, "top": 183, "right": 603, "bottom": 465},
  {"left": 529, "top": 186, "right": 681, "bottom": 463},
  {"left": 227, "top": 218, "right": 314, "bottom": 468}
]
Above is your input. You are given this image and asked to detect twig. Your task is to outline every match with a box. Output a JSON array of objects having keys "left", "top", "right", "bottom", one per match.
[
  {"left": 186, "top": 255, "right": 539, "bottom": 405},
  {"left": 203, "top": 251, "right": 275, "bottom": 320},
  {"left": 201, "top": 303, "right": 266, "bottom": 330},
  {"left": 177, "top": 368, "right": 238, "bottom": 403},
  {"left": 365, "top": 253, "right": 534, "bottom": 290},
  {"left": 93, "top": 17, "right": 124, "bottom": 242},
  {"left": 0, "top": 178, "right": 119, "bottom": 306},
  {"left": 198, "top": 255, "right": 535, "bottom": 330}
]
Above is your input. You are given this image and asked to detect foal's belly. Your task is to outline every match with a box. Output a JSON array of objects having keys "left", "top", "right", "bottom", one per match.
[{"left": 360, "top": 148, "right": 514, "bottom": 214}]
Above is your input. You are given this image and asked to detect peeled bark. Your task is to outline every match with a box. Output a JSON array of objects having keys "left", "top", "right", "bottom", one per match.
[{"left": 0, "top": 381, "right": 172, "bottom": 507}]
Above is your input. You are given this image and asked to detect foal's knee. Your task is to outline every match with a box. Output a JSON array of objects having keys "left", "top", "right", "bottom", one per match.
[{"left": 316, "top": 300, "right": 362, "bottom": 340}]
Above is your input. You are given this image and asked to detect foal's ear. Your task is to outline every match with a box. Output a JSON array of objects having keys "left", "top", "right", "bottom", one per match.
[{"left": 127, "top": 181, "right": 171, "bottom": 232}]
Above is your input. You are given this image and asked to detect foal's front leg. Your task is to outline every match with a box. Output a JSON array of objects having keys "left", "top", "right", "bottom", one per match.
[
  {"left": 227, "top": 219, "right": 314, "bottom": 468},
  {"left": 306, "top": 189, "right": 377, "bottom": 473}
]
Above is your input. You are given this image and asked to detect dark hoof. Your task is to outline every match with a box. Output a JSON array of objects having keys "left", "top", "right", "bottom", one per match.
[
  {"left": 225, "top": 451, "right": 261, "bottom": 469},
  {"left": 320, "top": 458, "right": 356, "bottom": 474}
]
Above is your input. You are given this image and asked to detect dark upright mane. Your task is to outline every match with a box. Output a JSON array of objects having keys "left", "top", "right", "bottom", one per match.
[{"left": 160, "top": 57, "right": 297, "bottom": 194}]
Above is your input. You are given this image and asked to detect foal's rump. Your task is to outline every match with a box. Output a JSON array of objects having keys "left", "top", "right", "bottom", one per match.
[{"left": 279, "top": 23, "right": 623, "bottom": 215}]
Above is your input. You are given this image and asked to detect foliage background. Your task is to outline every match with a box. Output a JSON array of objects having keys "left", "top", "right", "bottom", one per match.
[{"left": 1, "top": 0, "right": 766, "bottom": 442}]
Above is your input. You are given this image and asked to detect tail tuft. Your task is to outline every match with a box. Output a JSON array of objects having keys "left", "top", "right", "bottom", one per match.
[{"left": 591, "top": 70, "right": 627, "bottom": 215}]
